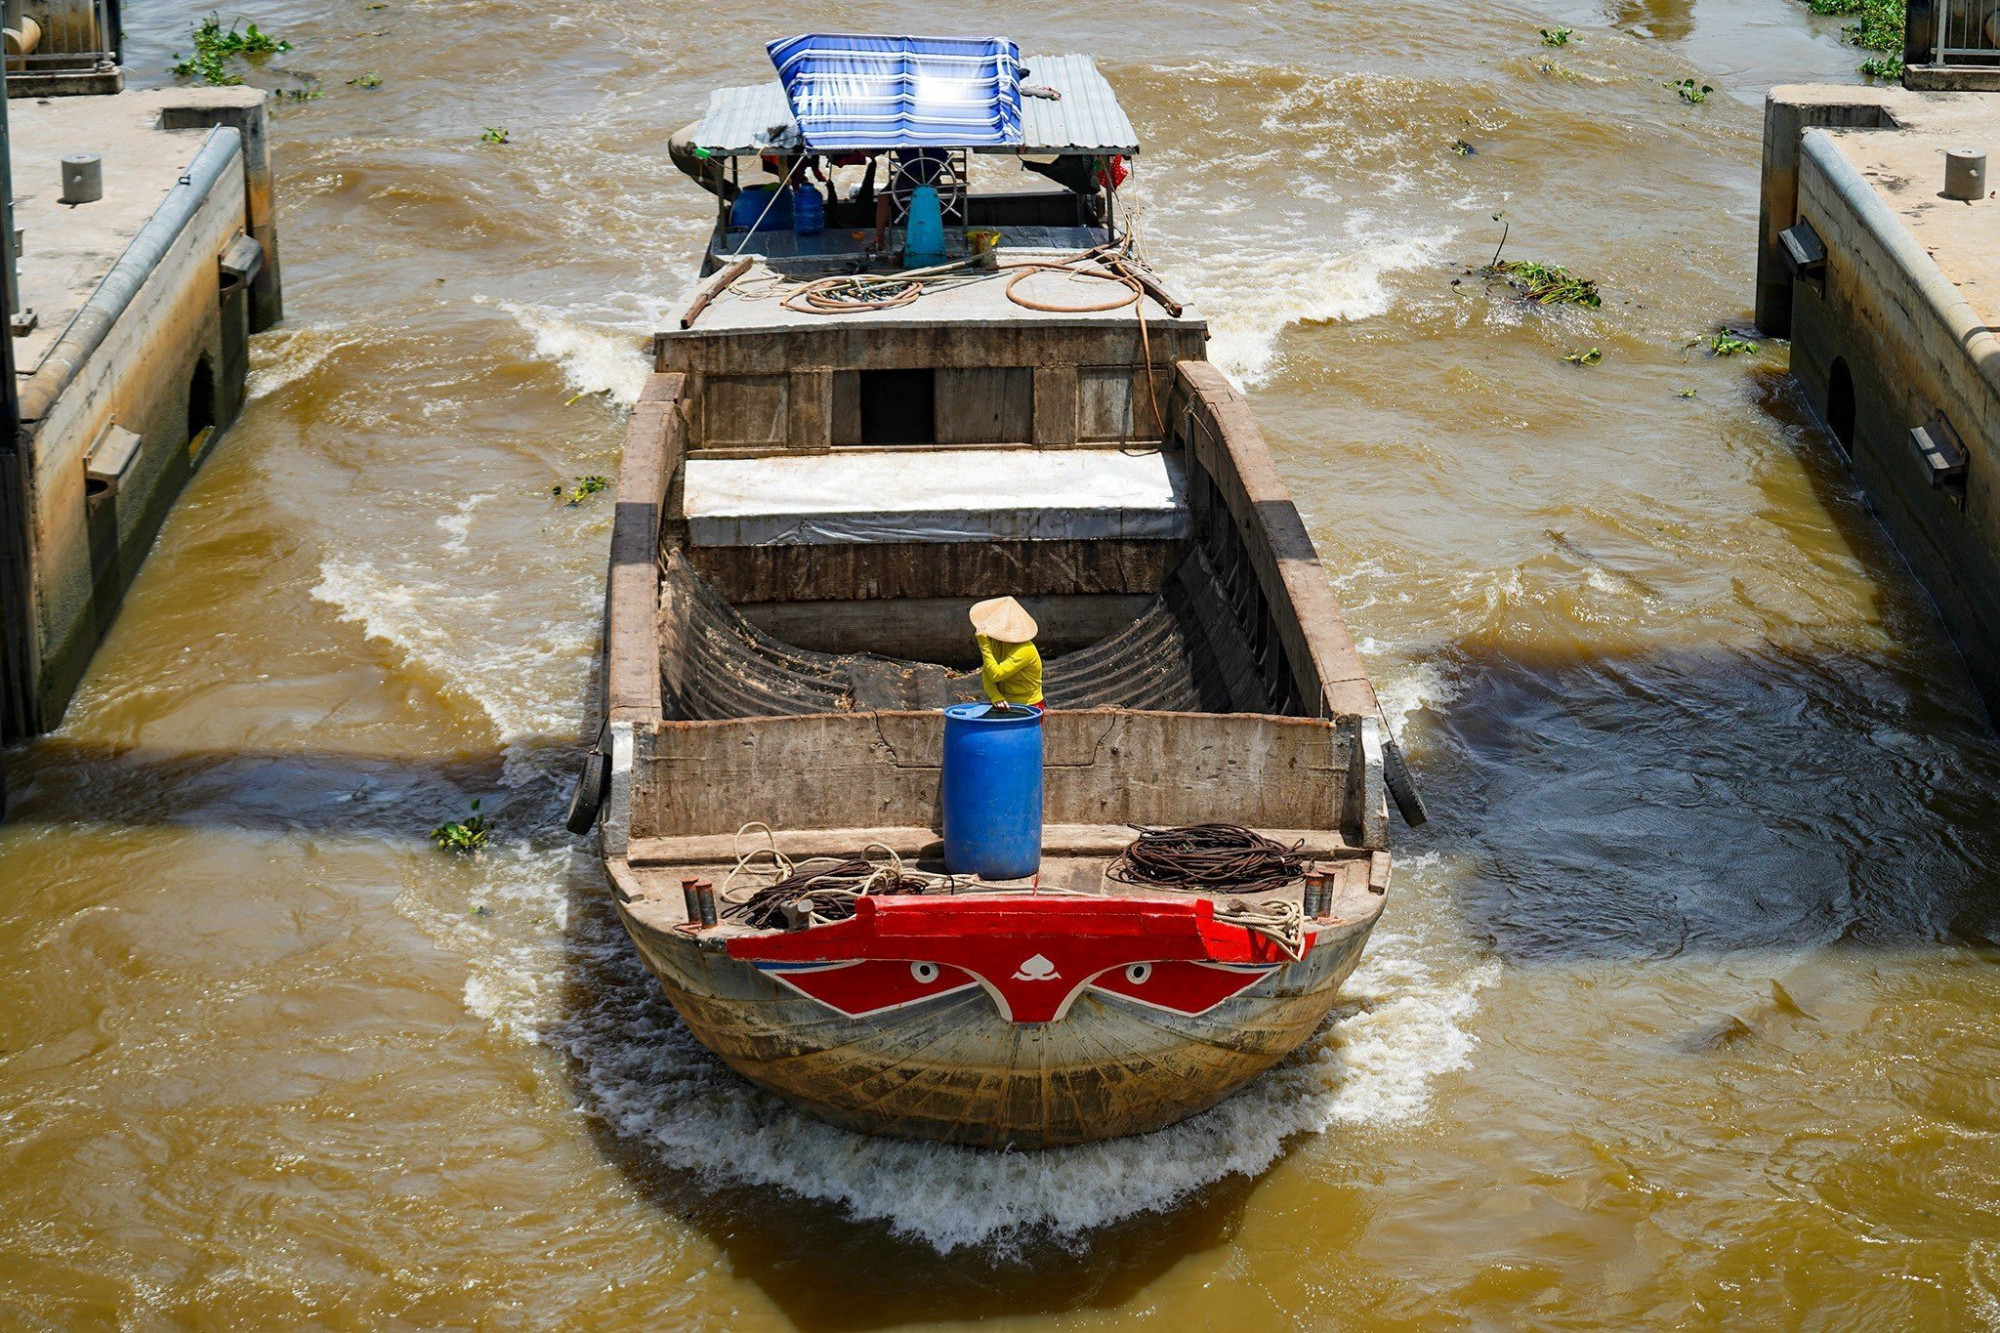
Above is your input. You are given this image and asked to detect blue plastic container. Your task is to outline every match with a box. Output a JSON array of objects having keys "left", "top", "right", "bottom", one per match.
[
  {"left": 730, "top": 184, "right": 792, "bottom": 233},
  {"left": 941, "top": 703, "right": 1043, "bottom": 880},
  {"left": 904, "top": 184, "right": 946, "bottom": 268},
  {"left": 792, "top": 185, "right": 825, "bottom": 236}
]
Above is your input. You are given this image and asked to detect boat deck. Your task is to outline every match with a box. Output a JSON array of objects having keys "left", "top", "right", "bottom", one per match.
[
  {"left": 677, "top": 253, "right": 1198, "bottom": 333},
  {"left": 612, "top": 836, "right": 1389, "bottom": 937}
]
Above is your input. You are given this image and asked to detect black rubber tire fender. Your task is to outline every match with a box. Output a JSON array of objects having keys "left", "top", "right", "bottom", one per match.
[
  {"left": 566, "top": 748, "right": 610, "bottom": 835},
  {"left": 1382, "top": 734, "right": 1429, "bottom": 828}
]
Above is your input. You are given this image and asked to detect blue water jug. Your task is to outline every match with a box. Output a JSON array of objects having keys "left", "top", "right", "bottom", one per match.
[
  {"left": 730, "top": 184, "right": 792, "bottom": 233},
  {"left": 941, "top": 703, "right": 1043, "bottom": 880},
  {"left": 904, "top": 184, "right": 945, "bottom": 268},
  {"left": 792, "top": 185, "right": 825, "bottom": 236}
]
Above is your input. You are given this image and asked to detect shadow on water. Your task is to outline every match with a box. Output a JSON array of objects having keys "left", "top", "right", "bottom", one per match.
[
  {"left": 0, "top": 738, "right": 537, "bottom": 836},
  {"left": 1404, "top": 371, "right": 2000, "bottom": 962}
]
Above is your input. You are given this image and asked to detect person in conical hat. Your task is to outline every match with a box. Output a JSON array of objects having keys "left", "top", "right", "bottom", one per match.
[{"left": 970, "top": 596, "right": 1043, "bottom": 713}]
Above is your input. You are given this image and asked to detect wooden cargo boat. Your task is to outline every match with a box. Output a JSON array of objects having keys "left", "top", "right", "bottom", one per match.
[{"left": 577, "top": 35, "right": 1422, "bottom": 1148}]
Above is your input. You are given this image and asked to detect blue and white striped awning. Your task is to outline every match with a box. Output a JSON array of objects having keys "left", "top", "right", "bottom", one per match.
[{"left": 766, "top": 34, "right": 1024, "bottom": 152}]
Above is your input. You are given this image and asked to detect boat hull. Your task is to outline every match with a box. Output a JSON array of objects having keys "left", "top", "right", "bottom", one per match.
[{"left": 614, "top": 898, "right": 1378, "bottom": 1148}]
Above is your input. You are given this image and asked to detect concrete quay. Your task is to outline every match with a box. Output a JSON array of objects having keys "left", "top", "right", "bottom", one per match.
[
  {"left": 0, "top": 85, "right": 280, "bottom": 739},
  {"left": 1759, "top": 84, "right": 2000, "bottom": 721}
]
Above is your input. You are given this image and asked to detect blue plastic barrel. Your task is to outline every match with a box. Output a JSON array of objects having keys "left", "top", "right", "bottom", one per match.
[
  {"left": 730, "top": 184, "right": 792, "bottom": 233},
  {"left": 941, "top": 703, "right": 1043, "bottom": 880},
  {"left": 904, "top": 184, "right": 945, "bottom": 268},
  {"left": 792, "top": 185, "right": 825, "bottom": 236}
]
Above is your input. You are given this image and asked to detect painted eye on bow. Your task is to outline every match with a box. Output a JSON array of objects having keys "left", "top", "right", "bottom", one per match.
[
  {"left": 911, "top": 961, "right": 940, "bottom": 983},
  {"left": 1125, "top": 963, "right": 1152, "bottom": 984}
]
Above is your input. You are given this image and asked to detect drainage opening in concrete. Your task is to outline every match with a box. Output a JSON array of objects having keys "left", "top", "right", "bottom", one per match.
[
  {"left": 187, "top": 355, "right": 216, "bottom": 459},
  {"left": 1827, "top": 357, "right": 1856, "bottom": 455}
]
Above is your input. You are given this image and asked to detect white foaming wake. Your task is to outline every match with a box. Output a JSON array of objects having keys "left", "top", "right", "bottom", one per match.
[
  {"left": 1178, "top": 220, "right": 1452, "bottom": 388},
  {"left": 437, "top": 493, "right": 492, "bottom": 556},
  {"left": 502, "top": 897, "right": 1494, "bottom": 1254},
  {"left": 245, "top": 324, "right": 367, "bottom": 402},
  {"left": 486, "top": 298, "right": 654, "bottom": 406},
  {"left": 312, "top": 558, "right": 593, "bottom": 786},
  {"left": 1372, "top": 657, "right": 1462, "bottom": 747}
]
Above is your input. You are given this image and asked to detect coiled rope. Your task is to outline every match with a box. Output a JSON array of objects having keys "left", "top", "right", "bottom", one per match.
[
  {"left": 719, "top": 822, "right": 956, "bottom": 929},
  {"left": 1107, "top": 823, "right": 1308, "bottom": 896},
  {"left": 715, "top": 821, "right": 1310, "bottom": 960},
  {"left": 1109, "top": 823, "right": 1311, "bottom": 959}
]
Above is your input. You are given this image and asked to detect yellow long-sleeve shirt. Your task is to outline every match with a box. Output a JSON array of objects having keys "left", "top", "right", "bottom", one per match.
[{"left": 977, "top": 635, "right": 1043, "bottom": 706}]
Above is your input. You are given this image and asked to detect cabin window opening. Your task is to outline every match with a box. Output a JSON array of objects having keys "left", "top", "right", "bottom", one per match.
[
  {"left": 859, "top": 369, "right": 935, "bottom": 445},
  {"left": 1827, "top": 357, "right": 1856, "bottom": 456}
]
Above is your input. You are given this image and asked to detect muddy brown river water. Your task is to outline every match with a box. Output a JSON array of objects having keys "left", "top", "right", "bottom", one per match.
[{"left": 5, "top": 0, "right": 2000, "bottom": 1325}]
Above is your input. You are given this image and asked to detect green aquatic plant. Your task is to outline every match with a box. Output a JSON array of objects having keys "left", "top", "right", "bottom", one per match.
[
  {"left": 1711, "top": 328, "right": 1759, "bottom": 356},
  {"left": 1541, "top": 26, "right": 1574, "bottom": 46},
  {"left": 1562, "top": 348, "right": 1603, "bottom": 366},
  {"left": 429, "top": 799, "right": 490, "bottom": 854},
  {"left": 348, "top": 70, "right": 383, "bottom": 88},
  {"left": 1669, "top": 78, "right": 1714, "bottom": 103},
  {"left": 1677, "top": 387, "right": 1699, "bottom": 398},
  {"left": 1803, "top": 0, "right": 1905, "bottom": 75},
  {"left": 553, "top": 475, "right": 609, "bottom": 505},
  {"left": 1450, "top": 138, "right": 1475, "bottom": 156},
  {"left": 481, "top": 126, "right": 511, "bottom": 144},
  {"left": 1486, "top": 259, "right": 1603, "bottom": 307},
  {"left": 170, "top": 14, "right": 292, "bottom": 85}
]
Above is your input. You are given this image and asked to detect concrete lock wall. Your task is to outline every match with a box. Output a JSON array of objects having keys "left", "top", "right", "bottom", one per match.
[
  {"left": 21, "top": 127, "right": 253, "bottom": 730},
  {"left": 1790, "top": 127, "right": 2000, "bottom": 714}
]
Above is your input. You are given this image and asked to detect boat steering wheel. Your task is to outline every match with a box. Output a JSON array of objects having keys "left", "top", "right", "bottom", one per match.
[{"left": 886, "top": 152, "right": 966, "bottom": 224}]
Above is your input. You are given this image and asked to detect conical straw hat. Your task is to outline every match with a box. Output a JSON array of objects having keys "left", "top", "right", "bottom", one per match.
[{"left": 969, "top": 596, "right": 1038, "bottom": 642}]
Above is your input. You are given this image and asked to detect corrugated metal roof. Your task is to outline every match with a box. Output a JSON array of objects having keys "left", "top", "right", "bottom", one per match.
[
  {"left": 1018, "top": 54, "right": 1138, "bottom": 155},
  {"left": 687, "top": 81, "right": 798, "bottom": 157},
  {"left": 684, "top": 53, "right": 1137, "bottom": 156}
]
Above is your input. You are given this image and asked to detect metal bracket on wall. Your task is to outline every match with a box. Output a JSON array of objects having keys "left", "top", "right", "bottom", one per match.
[
  {"left": 1780, "top": 221, "right": 1828, "bottom": 295},
  {"left": 1910, "top": 413, "right": 1969, "bottom": 501}
]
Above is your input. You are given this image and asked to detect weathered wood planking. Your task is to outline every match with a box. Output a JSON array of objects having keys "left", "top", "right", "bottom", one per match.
[
  {"left": 612, "top": 881, "right": 1383, "bottom": 1148},
  {"left": 628, "top": 707, "right": 1347, "bottom": 840},
  {"left": 685, "top": 537, "right": 1182, "bottom": 603},
  {"left": 1173, "top": 361, "right": 1380, "bottom": 722},
  {"left": 605, "top": 371, "right": 684, "bottom": 723}
]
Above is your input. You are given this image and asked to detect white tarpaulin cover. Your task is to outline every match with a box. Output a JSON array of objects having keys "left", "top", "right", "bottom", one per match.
[{"left": 682, "top": 448, "right": 1188, "bottom": 547}]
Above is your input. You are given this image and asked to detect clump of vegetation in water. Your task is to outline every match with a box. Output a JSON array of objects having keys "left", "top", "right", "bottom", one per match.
[
  {"left": 481, "top": 126, "right": 511, "bottom": 144},
  {"left": 429, "top": 800, "right": 490, "bottom": 854},
  {"left": 1711, "top": 328, "right": 1759, "bottom": 356},
  {"left": 1562, "top": 347, "right": 1603, "bottom": 365},
  {"left": 1476, "top": 214, "right": 1604, "bottom": 308},
  {"left": 553, "top": 475, "right": 608, "bottom": 505},
  {"left": 1804, "top": 0, "right": 1906, "bottom": 78},
  {"left": 1450, "top": 138, "right": 1475, "bottom": 156},
  {"left": 1541, "top": 26, "right": 1574, "bottom": 46},
  {"left": 171, "top": 14, "right": 292, "bottom": 86},
  {"left": 1668, "top": 78, "right": 1714, "bottom": 103},
  {"left": 1487, "top": 259, "right": 1602, "bottom": 306},
  {"left": 349, "top": 70, "right": 383, "bottom": 88}
]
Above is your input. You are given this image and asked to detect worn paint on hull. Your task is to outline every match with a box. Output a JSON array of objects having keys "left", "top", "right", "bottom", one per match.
[{"left": 616, "top": 898, "right": 1379, "bottom": 1148}]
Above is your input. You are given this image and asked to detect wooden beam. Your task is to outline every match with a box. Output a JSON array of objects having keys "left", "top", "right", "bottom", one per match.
[{"left": 679, "top": 257, "right": 753, "bottom": 330}]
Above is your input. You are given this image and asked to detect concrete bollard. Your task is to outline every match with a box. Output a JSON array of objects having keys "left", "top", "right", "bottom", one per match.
[
  {"left": 1945, "top": 147, "right": 1988, "bottom": 202},
  {"left": 60, "top": 153, "right": 101, "bottom": 205}
]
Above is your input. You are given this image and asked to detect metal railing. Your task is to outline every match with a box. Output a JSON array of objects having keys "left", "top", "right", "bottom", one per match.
[
  {"left": 1909, "top": 0, "right": 2000, "bottom": 66},
  {"left": 4, "top": 0, "right": 118, "bottom": 75}
]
